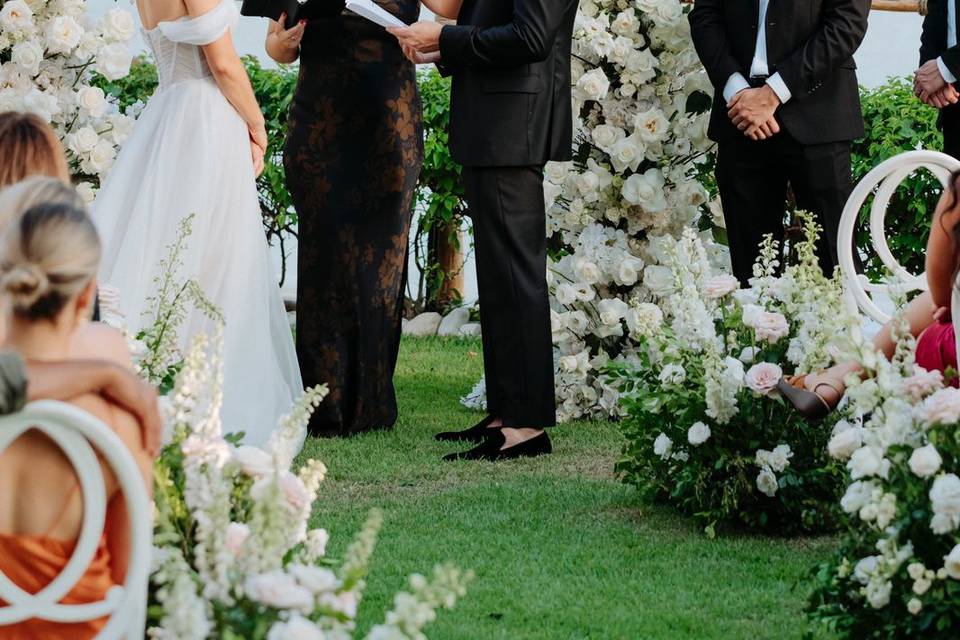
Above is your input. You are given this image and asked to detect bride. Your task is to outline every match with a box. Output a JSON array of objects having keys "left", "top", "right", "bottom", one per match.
[{"left": 93, "top": 0, "right": 303, "bottom": 447}]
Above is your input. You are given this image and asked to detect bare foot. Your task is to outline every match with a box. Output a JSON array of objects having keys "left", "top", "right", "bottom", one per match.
[{"left": 500, "top": 427, "right": 543, "bottom": 450}]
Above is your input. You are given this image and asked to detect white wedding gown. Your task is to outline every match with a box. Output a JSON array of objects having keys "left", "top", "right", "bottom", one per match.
[{"left": 93, "top": 0, "right": 303, "bottom": 447}]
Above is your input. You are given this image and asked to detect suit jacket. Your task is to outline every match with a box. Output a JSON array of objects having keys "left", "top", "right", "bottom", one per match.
[
  {"left": 920, "top": 0, "right": 960, "bottom": 74},
  {"left": 689, "top": 0, "right": 869, "bottom": 146},
  {"left": 438, "top": 0, "right": 579, "bottom": 167}
]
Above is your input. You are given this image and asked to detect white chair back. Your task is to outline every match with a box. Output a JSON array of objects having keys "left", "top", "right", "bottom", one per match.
[
  {"left": 838, "top": 150, "right": 960, "bottom": 324},
  {"left": 0, "top": 400, "right": 151, "bottom": 639}
]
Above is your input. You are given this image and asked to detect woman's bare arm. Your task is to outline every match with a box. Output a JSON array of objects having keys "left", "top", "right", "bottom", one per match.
[
  {"left": 419, "top": 0, "right": 462, "bottom": 20},
  {"left": 926, "top": 187, "right": 960, "bottom": 309}
]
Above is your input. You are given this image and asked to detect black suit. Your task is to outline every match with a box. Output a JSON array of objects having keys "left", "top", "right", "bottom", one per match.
[
  {"left": 690, "top": 0, "right": 869, "bottom": 283},
  {"left": 920, "top": 0, "right": 960, "bottom": 159},
  {"left": 439, "top": 0, "right": 578, "bottom": 428}
]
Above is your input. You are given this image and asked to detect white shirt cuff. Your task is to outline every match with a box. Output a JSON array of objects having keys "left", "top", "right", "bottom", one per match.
[
  {"left": 766, "top": 72, "right": 792, "bottom": 104},
  {"left": 723, "top": 72, "right": 750, "bottom": 103},
  {"left": 939, "top": 57, "right": 958, "bottom": 84}
]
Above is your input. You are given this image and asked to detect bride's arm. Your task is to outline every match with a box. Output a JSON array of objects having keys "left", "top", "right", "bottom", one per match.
[
  {"left": 184, "top": 0, "right": 267, "bottom": 153},
  {"left": 420, "top": 0, "right": 463, "bottom": 20}
]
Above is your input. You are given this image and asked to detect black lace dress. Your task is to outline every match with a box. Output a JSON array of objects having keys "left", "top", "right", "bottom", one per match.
[{"left": 284, "top": 0, "right": 423, "bottom": 437}]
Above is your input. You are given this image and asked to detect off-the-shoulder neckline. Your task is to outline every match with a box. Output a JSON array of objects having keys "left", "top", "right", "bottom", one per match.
[{"left": 141, "top": 0, "right": 231, "bottom": 33}]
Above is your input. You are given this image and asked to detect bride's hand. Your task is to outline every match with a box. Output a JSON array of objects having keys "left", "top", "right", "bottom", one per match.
[
  {"left": 249, "top": 122, "right": 268, "bottom": 153},
  {"left": 250, "top": 139, "right": 265, "bottom": 177}
]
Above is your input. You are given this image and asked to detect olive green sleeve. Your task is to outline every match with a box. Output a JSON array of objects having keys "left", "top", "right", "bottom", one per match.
[{"left": 0, "top": 351, "right": 28, "bottom": 415}]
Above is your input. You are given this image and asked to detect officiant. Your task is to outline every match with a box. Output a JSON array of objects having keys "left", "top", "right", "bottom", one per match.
[{"left": 262, "top": 0, "right": 423, "bottom": 437}]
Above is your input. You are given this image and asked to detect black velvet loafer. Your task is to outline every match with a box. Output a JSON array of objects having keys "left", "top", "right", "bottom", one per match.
[{"left": 442, "top": 430, "right": 552, "bottom": 462}]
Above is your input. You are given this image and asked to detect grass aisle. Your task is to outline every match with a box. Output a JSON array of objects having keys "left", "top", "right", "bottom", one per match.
[{"left": 301, "top": 337, "right": 834, "bottom": 639}]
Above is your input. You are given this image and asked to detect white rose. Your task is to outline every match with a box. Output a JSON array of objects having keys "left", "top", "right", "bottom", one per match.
[
  {"left": 87, "top": 139, "right": 117, "bottom": 173},
  {"left": 866, "top": 579, "right": 892, "bottom": 609},
  {"left": 609, "top": 134, "right": 644, "bottom": 173},
  {"left": 95, "top": 42, "right": 133, "bottom": 81},
  {"left": 68, "top": 126, "right": 99, "bottom": 155},
  {"left": 828, "top": 423, "right": 863, "bottom": 460},
  {"left": 598, "top": 298, "right": 629, "bottom": 327},
  {"left": 11, "top": 41, "right": 43, "bottom": 76},
  {"left": 847, "top": 446, "right": 886, "bottom": 480},
  {"left": 591, "top": 124, "right": 624, "bottom": 152},
  {"left": 559, "top": 355, "right": 579, "bottom": 373},
  {"left": 703, "top": 274, "right": 739, "bottom": 300},
  {"left": 576, "top": 67, "right": 610, "bottom": 101},
  {"left": 653, "top": 432, "right": 672, "bottom": 459},
  {"left": 931, "top": 512, "right": 957, "bottom": 535},
  {"left": 658, "top": 363, "right": 686, "bottom": 386},
  {"left": 225, "top": 522, "right": 250, "bottom": 556},
  {"left": 627, "top": 302, "right": 663, "bottom": 338},
  {"left": 573, "top": 258, "right": 602, "bottom": 285},
  {"left": 0, "top": 0, "right": 33, "bottom": 31},
  {"left": 687, "top": 421, "right": 711, "bottom": 446},
  {"left": 908, "top": 563, "right": 927, "bottom": 581},
  {"left": 233, "top": 445, "right": 274, "bottom": 477},
  {"left": 738, "top": 347, "right": 759, "bottom": 364},
  {"left": 616, "top": 259, "right": 641, "bottom": 286},
  {"left": 944, "top": 544, "right": 960, "bottom": 579},
  {"left": 245, "top": 571, "right": 314, "bottom": 613},
  {"left": 931, "top": 474, "right": 960, "bottom": 520},
  {"left": 555, "top": 283, "right": 578, "bottom": 306},
  {"left": 46, "top": 15, "right": 84, "bottom": 55},
  {"left": 643, "top": 265, "right": 675, "bottom": 297},
  {"left": 767, "top": 444, "right": 793, "bottom": 473},
  {"left": 267, "top": 615, "right": 326, "bottom": 640},
  {"left": 744, "top": 362, "right": 782, "bottom": 395},
  {"left": 288, "top": 564, "right": 339, "bottom": 594},
  {"left": 565, "top": 310, "right": 589, "bottom": 333},
  {"left": 909, "top": 444, "right": 943, "bottom": 479},
  {"left": 756, "top": 468, "right": 778, "bottom": 497},
  {"left": 75, "top": 182, "right": 96, "bottom": 204},
  {"left": 101, "top": 8, "right": 137, "bottom": 42},
  {"left": 622, "top": 168, "right": 667, "bottom": 212},
  {"left": 77, "top": 86, "right": 108, "bottom": 118},
  {"left": 907, "top": 598, "right": 923, "bottom": 615},
  {"left": 633, "top": 108, "right": 670, "bottom": 144},
  {"left": 841, "top": 481, "right": 875, "bottom": 514}
]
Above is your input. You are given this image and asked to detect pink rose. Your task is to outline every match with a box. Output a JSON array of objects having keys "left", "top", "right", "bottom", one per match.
[
  {"left": 745, "top": 362, "right": 783, "bottom": 395},
  {"left": 703, "top": 274, "right": 740, "bottom": 300},
  {"left": 920, "top": 388, "right": 960, "bottom": 426},
  {"left": 750, "top": 311, "right": 789, "bottom": 344},
  {"left": 225, "top": 522, "right": 250, "bottom": 556},
  {"left": 902, "top": 366, "right": 944, "bottom": 402},
  {"left": 279, "top": 471, "right": 311, "bottom": 512}
]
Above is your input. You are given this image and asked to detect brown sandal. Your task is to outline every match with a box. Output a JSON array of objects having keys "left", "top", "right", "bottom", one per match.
[{"left": 777, "top": 376, "right": 844, "bottom": 421}]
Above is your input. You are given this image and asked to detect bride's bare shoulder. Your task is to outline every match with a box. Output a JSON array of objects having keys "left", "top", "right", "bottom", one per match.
[{"left": 138, "top": 0, "right": 222, "bottom": 30}]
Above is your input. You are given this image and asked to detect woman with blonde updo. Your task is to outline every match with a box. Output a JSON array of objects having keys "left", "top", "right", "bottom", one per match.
[{"left": 0, "top": 196, "right": 154, "bottom": 639}]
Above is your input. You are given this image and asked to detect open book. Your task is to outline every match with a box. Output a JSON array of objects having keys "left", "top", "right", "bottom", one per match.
[{"left": 344, "top": 0, "right": 406, "bottom": 28}]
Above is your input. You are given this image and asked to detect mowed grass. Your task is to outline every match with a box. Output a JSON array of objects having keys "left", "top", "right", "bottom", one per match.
[{"left": 299, "top": 338, "right": 834, "bottom": 639}]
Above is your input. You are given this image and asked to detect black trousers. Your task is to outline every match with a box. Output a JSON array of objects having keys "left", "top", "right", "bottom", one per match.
[
  {"left": 942, "top": 105, "right": 960, "bottom": 159},
  {"left": 716, "top": 132, "right": 854, "bottom": 284},
  {"left": 462, "top": 166, "right": 556, "bottom": 429}
]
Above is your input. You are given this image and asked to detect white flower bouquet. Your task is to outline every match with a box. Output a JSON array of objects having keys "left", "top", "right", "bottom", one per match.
[
  {"left": 539, "top": 0, "right": 720, "bottom": 423},
  {"left": 150, "top": 331, "right": 471, "bottom": 638},
  {"left": 608, "top": 214, "right": 849, "bottom": 536},
  {"left": 808, "top": 303, "right": 960, "bottom": 637},
  {"left": 0, "top": 0, "right": 139, "bottom": 194}
]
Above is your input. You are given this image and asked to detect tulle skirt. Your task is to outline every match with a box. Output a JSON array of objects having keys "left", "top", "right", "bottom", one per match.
[{"left": 93, "top": 76, "right": 303, "bottom": 447}]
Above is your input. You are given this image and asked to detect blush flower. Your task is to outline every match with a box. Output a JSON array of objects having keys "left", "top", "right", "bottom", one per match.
[{"left": 744, "top": 362, "right": 783, "bottom": 395}]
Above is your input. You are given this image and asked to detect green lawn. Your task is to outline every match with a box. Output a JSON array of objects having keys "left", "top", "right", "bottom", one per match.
[{"left": 300, "top": 338, "right": 835, "bottom": 639}]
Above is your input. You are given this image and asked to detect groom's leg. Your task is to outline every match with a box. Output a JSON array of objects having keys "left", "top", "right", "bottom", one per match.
[{"left": 462, "top": 166, "right": 556, "bottom": 429}]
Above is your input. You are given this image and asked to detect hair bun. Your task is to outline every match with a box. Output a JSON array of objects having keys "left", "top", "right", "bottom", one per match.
[{"left": 3, "top": 263, "right": 50, "bottom": 309}]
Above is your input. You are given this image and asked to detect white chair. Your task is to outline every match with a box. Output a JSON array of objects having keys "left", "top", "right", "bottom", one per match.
[
  {"left": 838, "top": 150, "right": 960, "bottom": 324},
  {"left": 0, "top": 400, "right": 151, "bottom": 639}
]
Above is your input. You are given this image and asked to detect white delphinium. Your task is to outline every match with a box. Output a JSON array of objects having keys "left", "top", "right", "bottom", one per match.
[
  {"left": 704, "top": 352, "right": 743, "bottom": 424},
  {"left": 148, "top": 548, "right": 212, "bottom": 640},
  {"left": 366, "top": 565, "right": 474, "bottom": 640}
]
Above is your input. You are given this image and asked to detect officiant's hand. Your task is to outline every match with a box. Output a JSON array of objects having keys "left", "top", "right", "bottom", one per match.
[
  {"left": 915, "top": 59, "right": 948, "bottom": 102},
  {"left": 400, "top": 43, "right": 440, "bottom": 65},
  {"left": 275, "top": 13, "right": 306, "bottom": 51},
  {"left": 387, "top": 21, "right": 443, "bottom": 54}
]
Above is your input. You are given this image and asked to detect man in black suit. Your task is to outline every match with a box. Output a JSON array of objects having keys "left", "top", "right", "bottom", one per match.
[
  {"left": 389, "top": 1, "right": 578, "bottom": 461},
  {"left": 689, "top": 0, "right": 870, "bottom": 284},
  {"left": 917, "top": 0, "right": 960, "bottom": 157}
]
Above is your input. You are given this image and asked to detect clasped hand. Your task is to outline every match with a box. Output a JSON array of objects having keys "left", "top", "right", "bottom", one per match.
[
  {"left": 728, "top": 85, "right": 781, "bottom": 141},
  {"left": 387, "top": 21, "right": 443, "bottom": 65},
  {"left": 914, "top": 60, "right": 959, "bottom": 108}
]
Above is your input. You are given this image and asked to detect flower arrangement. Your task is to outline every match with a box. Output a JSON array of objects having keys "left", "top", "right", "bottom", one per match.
[
  {"left": 608, "top": 214, "right": 849, "bottom": 536},
  {"left": 808, "top": 304, "right": 960, "bottom": 637},
  {"left": 0, "top": 0, "right": 138, "bottom": 196},
  {"left": 541, "top": 0, "right": 720, "bottom": 423},
  {"left": 150, "top": 330, "right": 472, "bottom": 639}
]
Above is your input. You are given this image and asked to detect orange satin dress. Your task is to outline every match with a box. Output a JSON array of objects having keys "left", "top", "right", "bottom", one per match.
[{"left": 0, "top": 490, "right": 115, "bottom": 639}]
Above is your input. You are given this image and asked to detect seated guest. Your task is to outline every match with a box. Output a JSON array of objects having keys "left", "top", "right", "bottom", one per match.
[
  {"left": 0, "top": 196, "right": 155, "bottom": 639},
  {"left": 781, "top": 171, "right": 960, "bottom": 416},
  {"left": 917, "top": 0, "right": 960, "bottom": 158},
  {"left": 689, "top": 0, "right": 870, "bottom": 284},
  {"left": 0, "top": 112, "right": 70, "bottom": 185}
]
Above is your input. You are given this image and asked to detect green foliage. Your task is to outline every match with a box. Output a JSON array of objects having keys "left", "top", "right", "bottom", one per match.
[
  {"left": 851, "top": 78, "right": 945, "bottom": 279},
  {"left": 92, "top": 55, "right": 158, "bottom": 110},
  {"left": 410, "top": 68, "right": 469, "bottom": 311}
]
